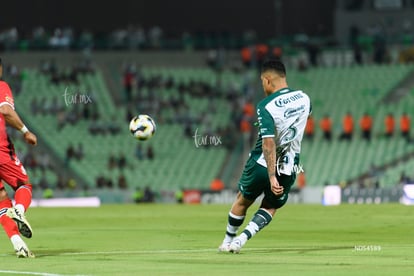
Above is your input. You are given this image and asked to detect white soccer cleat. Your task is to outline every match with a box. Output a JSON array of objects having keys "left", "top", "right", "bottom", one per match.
[
  {"left": 229, "top": 238, "right": 243, "bottom": 254},
  {"left": 7, "top": 207, "right": 33, "bottom": 238},
  {"left": 13, "top": 239, "right": 35, "bottom": 258},
  {"left": 218, "top": 242, "right": 232, "bottom": 252}
]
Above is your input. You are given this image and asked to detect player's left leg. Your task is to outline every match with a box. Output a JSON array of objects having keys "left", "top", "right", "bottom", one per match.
[
  {"left": 229, "top": 202, "right": 276, "bottom": 253},
  {"left": 229, "top": 173, "right": 295, "bottom": 253},
  {"left": 219, "top": 157, "right": 259, "bottom": 252},
  {"left": 0, "top": 157, "right": 34, "bottom": 238},
  {"left": 0, "top": 187, "right": 34, "bottom": 258}
]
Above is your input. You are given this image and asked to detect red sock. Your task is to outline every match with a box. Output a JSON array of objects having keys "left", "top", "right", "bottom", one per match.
[
  {"left": 15, "top": 185, "right": 33, "bottom": 211},
  {"left": 0, "top": 198, "right": 19, "bottom": 238}
]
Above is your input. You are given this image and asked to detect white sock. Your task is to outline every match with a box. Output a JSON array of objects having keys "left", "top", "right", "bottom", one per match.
[
  {"left": 11, "top": 234, "right": 22, "bottom": 244},
  {"left": 237, "top": 232, "right": 249, "bottom": 246},
  {"left": 15, "top": 204, "right": 25, "bottom": 214},
  {"left": 10, "top": 234, "right": 24, "bottom": 249}
]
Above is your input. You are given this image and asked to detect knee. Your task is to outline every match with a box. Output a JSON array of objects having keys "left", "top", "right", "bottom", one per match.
[
  {"left": 0, "top": 188, "right": 9, "bottom": 201},
  {"left": 17, "top": 181, "right": 33, "bottom": 192}
]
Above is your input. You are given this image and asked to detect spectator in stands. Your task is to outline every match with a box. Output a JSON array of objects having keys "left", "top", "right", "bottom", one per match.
[
  {"left": 38, "top": 151, "right": 51, "bottom": 172},
  {"left": 108, "top": 153, "right": 117, "bottom": 170},
  {"left": 118, "top": 153, "right": 127, "bottom": 170},
  {"left": 107, "top": 115, "right": 121, "bottom": 135},
  {"left": 399, "top": 171, "right": 412, "bottom": 185},
  {"left": 242, "top": 98, "right": 255, "bottom": 118},
  {"left": 400, "top": 112, "right": 411, "bottom": 142},
  {"left": 49, "top": 95, "right": 63, "bottom": 115},
  {"left": 240, "top": 46, "right": 253, "bottom": 68},
  {"left": 135, "top": 144, "right": 144, "bottom": 160},
  {"left": 147, "top": 145, "right": 154, "bottom": 160},
  {"left": 82, "top": 104, "right": 91, "bottom": 120},
  {"left": 75, "top": 143, "right": 84, "bottom": 161},
  {"left": 142, "top": 186, "right": 155, "bottom": 202},
  {"left": 384, "top": 113, "right": 395, "bottom": 138},
  {"left": 290, "top": 171, "right": 306, "bottom": 199},
  {"left": 304, "top": 115, "right": 315, "bottom": 140},
  {"left": 39, "top": 96, "right": 49, "bottom": 115},
  {"left": 240, "top": 114, "right": 252, "bottom": 154},
  {"left": 255, "top": 43, "right": 269, "bottom": 69},
  {"left": 184, "top": 120, "right": 193, "bottom": 138},
  {"left": 57, "top": 110, "right": 66, "bottom": 131},
  {"left": 339, "top": 112, "right": 354, "bottom": 141},
  {"left": 353, "top": 43, "right": 363, "bottom": 65},
  {"left": 117, "top": 173, "right": 128, "bottom": 189},
  {"left": 360, "top": 112, "right": 373, "bottom": 142},
  {"left": 65, "top": 143, "right": 76, "bottom": 166},
  {"left": 320, "top": 114, "right": 332, "bottom": 141},
  {"left": 271, "top": 46, "right": 283, "bottom": 60},
  {"left": 30, "top": 97, "right": 40, "bottom": 115},
  {"left": 210, "top": 177, "right": 225, "bottom": 191},
  {"left": 297, "top": 171, "right": 306, "bottom": 190},
  {"left": 123, "top": 65, "right": 135, "bottom": 103},
  {"left": 306, "top": 42, "right": 320, "bottom": 67},
  {"left": 95, "top": 174, "right": 107, "bottom": 188},
  {"left": 88, "top": 117, "right": 104, "bottom": 135},
  {"left": 56, "top": 173, "right": 66, "bottom": 190}
]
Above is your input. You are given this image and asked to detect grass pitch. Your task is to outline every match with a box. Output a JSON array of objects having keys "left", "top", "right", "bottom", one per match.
[{"left": 0, "top": 203, "right": 413, "bottom": 276}]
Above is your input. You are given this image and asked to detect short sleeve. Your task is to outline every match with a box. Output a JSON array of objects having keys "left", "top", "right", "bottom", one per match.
[
  {"left": 0, "top": 81, "right": 14, "bottom": 109},
  {"left": 257, "top": 104, "right": 275, "bottom": 138}
]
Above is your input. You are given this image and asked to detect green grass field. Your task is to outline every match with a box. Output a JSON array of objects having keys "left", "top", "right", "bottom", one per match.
[{"left": 0, "top": 203, "right": 413, "bottom": 276}]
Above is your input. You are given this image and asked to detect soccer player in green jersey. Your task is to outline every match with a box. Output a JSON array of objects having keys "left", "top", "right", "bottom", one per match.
[{"left": 219, "top": 59, "right": 311, "bottom": 253}]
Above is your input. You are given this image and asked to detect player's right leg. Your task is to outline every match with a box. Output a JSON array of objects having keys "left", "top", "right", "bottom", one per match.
[
  {"left": 11, "top": 234, "right": 35, "bottom": 258},
  {"left": 219, "top": 157, "right": 258, "bottom": 252},
  {"left": 218, "top": 193, "right": 254, "bottom": 252}
]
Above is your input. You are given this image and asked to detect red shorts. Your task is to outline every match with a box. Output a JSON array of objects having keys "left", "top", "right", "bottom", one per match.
[{"left": 0, "top": 155, "right": 29, "bottom": 190}]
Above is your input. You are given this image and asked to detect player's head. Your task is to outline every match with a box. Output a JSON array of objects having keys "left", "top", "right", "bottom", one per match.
[{"left": 260, "top": 59, "right": 287, "bottom": 96}]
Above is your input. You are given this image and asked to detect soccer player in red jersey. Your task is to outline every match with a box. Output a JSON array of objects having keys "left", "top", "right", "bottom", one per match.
[{"left": 0, "top": 58, "right": 37, "bottom": 258}]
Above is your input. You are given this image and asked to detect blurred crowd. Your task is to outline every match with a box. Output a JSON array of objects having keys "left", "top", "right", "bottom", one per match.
[
  {"left": 304, "top": 112, "right": 411, "bottom": 143},
  {"left": 121, "top": 63, "right": 258, "bottom": 152}
]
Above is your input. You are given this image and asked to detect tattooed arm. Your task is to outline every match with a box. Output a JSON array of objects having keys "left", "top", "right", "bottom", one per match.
[{"left": 262, "top": 137, "right": 283, "bottom": 196}]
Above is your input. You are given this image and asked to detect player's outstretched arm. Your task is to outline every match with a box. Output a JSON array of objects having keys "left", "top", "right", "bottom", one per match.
[
  {"left": 0, "top": 104, "right": 37, "bottom": 145},
  {"left": 262, "top": 137, "right": 283, "bottom": 196}
]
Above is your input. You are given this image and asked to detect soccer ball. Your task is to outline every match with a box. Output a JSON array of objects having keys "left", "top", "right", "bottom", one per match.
[{"left": 129, "top": 114, "right": 156, "bottom": 141}]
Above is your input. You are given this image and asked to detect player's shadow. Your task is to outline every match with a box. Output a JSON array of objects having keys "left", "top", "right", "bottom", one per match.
[
  {"left": 246, "top": 246, "right": 351, "bottom": 254},
  {"left": 29, "top": 249, "right": 82, "bottom": 258}
]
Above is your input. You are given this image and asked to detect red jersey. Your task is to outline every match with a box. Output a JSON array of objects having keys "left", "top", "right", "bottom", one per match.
[{"left": 0, "top": 81, "right": 15, "bottom": 164}]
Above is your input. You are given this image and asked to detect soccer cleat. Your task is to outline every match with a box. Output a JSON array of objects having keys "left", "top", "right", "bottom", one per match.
[
  {"left": 15, "top": 246, "right": 35, "bottom": 258},
  {"left": 6, "top": 207, "right": 33, "bottom": 238},
  {"left": 229, "top": 238, "right": 243, "bottom": 254},
  {"left": 13, "top": 239, "right": 35, "bottom": 258},
  {"left": 218, "top": 242, "right": 232, "bottom": 252}
]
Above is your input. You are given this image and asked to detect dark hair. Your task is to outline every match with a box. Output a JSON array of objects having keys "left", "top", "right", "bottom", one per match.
[
  {"left": 0, "top": 58, "right": 2, "bottom": 66},
  {"left": 261, "top": 59, "right": 286, "bottom": 77}
]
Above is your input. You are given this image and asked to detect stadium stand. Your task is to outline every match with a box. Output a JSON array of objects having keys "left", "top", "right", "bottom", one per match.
[
  {"left": 15, "top": 64, "right": 255, "bottom": 193},
  {"left": 9, "top": 52, "right": 414, "bottom": 197},
  {"left": 293, "top": 64, "right": 414, "bottom": 187}
]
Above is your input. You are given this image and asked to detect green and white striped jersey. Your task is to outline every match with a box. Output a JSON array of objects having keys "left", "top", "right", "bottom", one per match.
[{"left": 251, "top": 87, "right": 311, "bottom": 175}]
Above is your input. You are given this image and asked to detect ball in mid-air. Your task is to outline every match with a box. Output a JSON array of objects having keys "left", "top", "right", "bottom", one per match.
[{"left": 129, "top": 114, "right": 156, "bottom": 141}]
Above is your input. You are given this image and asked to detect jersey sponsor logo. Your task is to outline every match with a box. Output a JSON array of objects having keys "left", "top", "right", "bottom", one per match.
[
  {"left": 284, "top": 105, "right": 305, "bottom": 119},
  {"left": 275, "top": 93, "right": 304, "bottom": 107},
  {"left": 260, "top": 127, "right": 268, "bottom": 134}
]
